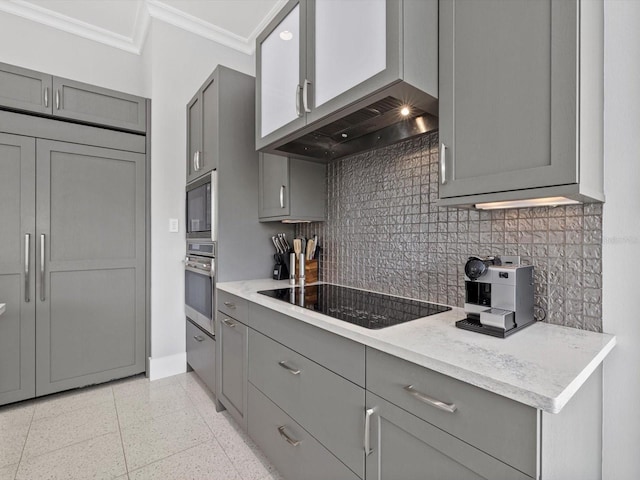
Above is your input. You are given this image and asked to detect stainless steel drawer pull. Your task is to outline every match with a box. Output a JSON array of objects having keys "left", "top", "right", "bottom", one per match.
[
  {"left": 278, "top": 360, "right": 301, "bottom": 375},
  {"left": 364, "top": 407, "right": 375, "bottom": 455},
  {"left": 40, "top": 234, "right": 46, "bottom": 301},
  {"left": 193, "top": 335, "right": 205, "bottom": 342},
  {"left": 223, "top": 301, "right": 236, "bottom": 309},
  {"left": 295, "top": 84, "right": 302, "bottom": 117},
  {"left": 222, "top": 318, "right": 236, "bottom": 328},
  {"left": 302, "top": 79, "right": 311, "bottom": 113},
  {"left": 24, "top": 234, "right": 31, "bottom": 302},
  {"left": 404, "top": 385, "right": 457, "bottom": 413},
  {"left": 279, "top": 185, "right": 285, "bottom": 209},
  {"left": 278, "top": 426, "right": 300, "bottom": 447},
  {"left": 440, "top": 143, "right": 447, "bottom": 185},
  {"left": 55, "top": 90, "right": 60, "bottom": 110},
  {"left": 43, "top": 88, "right": 49, "bottom": 108}
]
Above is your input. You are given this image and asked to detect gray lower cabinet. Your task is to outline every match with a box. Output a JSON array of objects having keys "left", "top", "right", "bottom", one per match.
[
  {"left": 365, "top": 392, "right": 531, "bottom": 480},
  {"left": 0, "top": 124, "right": 147, "bottom": 406},
  {"left": 438, "top": 0, "right": 604, "bottom": 206},
  {"left": 186, "top": 319, "right": 216, "bottom": 394},
  {"left": 0, "top": 133, "right": 36, "bottom": 405},
  {"left": 0, "top": 62, "right": 147, "bottom": 133},
  {"left": 248, "top": 383, "right": 361, "bottom": 480},
  {"left": 217, "top": 310, "right": 248, "bottom": 429},
  {"left": 258, "top": 153, "right": 326, "bottom": 222}
]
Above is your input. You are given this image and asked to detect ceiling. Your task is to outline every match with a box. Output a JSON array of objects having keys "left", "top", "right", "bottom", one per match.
[{"left": 0, "top": 0, "right": 286, "bottom": 54}]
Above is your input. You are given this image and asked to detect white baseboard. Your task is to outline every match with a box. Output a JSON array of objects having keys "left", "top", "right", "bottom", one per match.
[{"left": 148, "top": 352, "right": 187, "bottom": 381}]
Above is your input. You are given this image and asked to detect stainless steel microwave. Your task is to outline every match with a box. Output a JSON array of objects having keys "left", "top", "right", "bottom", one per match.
[{"left": 186, "top": 171, "right": 217, "bottom": 241}]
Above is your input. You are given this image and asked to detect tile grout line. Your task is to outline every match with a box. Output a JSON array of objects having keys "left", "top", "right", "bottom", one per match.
[
  {"left": 125, "top": 439, "right": 213, "bottom": 478},
  {"left": 112, "top": 385, "right": 131, "bottom": 475},
  {"left": 12, "top": 404, "right": 36, "bottom": 480}
]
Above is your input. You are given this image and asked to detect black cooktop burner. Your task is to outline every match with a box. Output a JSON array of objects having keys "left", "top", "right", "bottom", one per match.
[{"left": 258, "top": 284, "right": 451, "bottom": 329}]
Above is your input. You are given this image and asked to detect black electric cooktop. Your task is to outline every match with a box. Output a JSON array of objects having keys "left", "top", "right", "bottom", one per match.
[{"left": 258, "top": 283, "right": 451, "bottom": 330}]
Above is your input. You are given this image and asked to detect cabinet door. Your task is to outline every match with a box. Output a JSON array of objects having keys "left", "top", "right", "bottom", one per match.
[
  {"left": 35, "top": 140, "right": 146, "bottom": 396},
  {"left": 186, "top": 319, "right": 216, "bottom": 394},
  {"left": 0, "top": 63, "right": 52, "bottom": 115},
  {"left": 201, "top": 74, "right": 219, "bottom": 175},
  {"left": 218, "top": 313, "right": 248, "bottom": 429},
  {"left": 439, "top": 0, "right": 578, "bottom": 199},
  {"left": 186, "top": 92, "right": 203, "bottom": 183},
  {"left": 52, "top": 77, "right": 146, "bottom": 133},
  {"left": 306, "top": 0, "right": 400, "bottom": 122},
  {"left": 259, "top": 153, "right": 290, "bottom": 218},
  {"left": 256, "top": 0, "right": 307, "bottom": 149},
  {"left": 0, "top": 133, "right": 36, "bottom": 406},
  {"left": 365, "top": 392, "right": 532, "bottom": 480}
]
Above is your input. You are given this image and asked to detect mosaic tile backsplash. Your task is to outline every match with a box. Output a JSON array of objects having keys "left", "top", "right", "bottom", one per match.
[{"left": 297, "top": 131, "right": 603, "bottom": 332}]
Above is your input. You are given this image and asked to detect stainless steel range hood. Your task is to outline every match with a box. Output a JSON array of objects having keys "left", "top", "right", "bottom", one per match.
[{"left": 263, "top": 82, "right": 438, "bottom": 162}]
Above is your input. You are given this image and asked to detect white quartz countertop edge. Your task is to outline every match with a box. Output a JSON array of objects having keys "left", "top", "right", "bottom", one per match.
[{"left": 218, "top": 279, "right": 616, "bottom": 414}]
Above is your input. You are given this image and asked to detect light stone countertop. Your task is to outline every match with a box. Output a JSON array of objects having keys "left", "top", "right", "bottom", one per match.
[
  {"left": 218, "top": 278, "right": 616, "bottom": 414},
  {"left": 0, "top": 303, "right": 5, "bottom": 316}
]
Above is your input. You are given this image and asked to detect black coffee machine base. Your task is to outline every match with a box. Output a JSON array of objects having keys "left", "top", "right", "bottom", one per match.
[{"left": 455, "top": 317, "right": 536, "bottom": 338}]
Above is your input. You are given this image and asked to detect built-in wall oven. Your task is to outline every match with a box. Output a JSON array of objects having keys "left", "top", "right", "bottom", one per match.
[{"left": 185, "top": 240, "right": 216, "bottom": 336}]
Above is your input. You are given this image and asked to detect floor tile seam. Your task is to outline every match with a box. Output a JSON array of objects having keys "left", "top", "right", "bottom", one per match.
[
  {"left": 16, "top": 430, "right": 117, "bottom": 465},
  {"left": 113, "top": 391, "right": 130, "bottom": 475},
  {"left": 12, "top": 400, "right": 36, "bottom": 480},
  {"left": 30, "top": 396, "right": 116, "bottom": 424},
  {"left": 111, "top": 379, "right": 184, "bottom": 402},
  {"left": 113, "top": 384, "right": 196, "bottom": 411},
  {"left": 210, "top": 433, "right": 247, "bottom": 480},
  {"left": 124, "top": 438, "right": 213, "bottom": 475}
]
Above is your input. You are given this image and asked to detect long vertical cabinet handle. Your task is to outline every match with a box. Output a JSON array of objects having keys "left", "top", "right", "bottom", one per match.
[
  {"left": 24, "top": 234, "right": 31, "bottom": 302},
  {"left": 302, "top": 79, "right": 311, "bottom": 113},
  {"left": 295, "top": 84, "right": 302, "bottom": 117},
  {"left": 364, "top": 407, "right": 376, "bottom": 456},
  {"left": 43, "top": 88, "right": 49, "bottom": 108},
  {"left": 440, "top": 144, "right": 448, "bottom": 185},
  {"left": 55, "top": 90, "right": 60, "bottom": 110},
  {"left": 40, "top": 234, "right": 45, "bottom": 301},
  {"left": 279, "top": 185, "right": 285, "bottom": 209}
]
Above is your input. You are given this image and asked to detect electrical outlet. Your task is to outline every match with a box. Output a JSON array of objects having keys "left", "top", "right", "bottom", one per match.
[{"left": 169, "top": 218, "right": 179, "bottom": 233}]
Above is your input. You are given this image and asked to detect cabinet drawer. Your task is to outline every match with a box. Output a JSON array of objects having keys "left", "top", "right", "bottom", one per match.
[
  {"left": 366, "top": 348, "right": 538, "bottom": 478},
  {"left": 247, "top": 383, "right": 360, "bottom": 480},
  {"left": 248, "top": 329, "right": 364, "bottom": 478},
  {"left": 217, "top": 290, "right": 248, "bottom": 323},
  {"left": 186, "top": 319, "right": 216, "bottom": 394},
  {"left": 248, "top": 303, "right": 365, "bottom": 386}
]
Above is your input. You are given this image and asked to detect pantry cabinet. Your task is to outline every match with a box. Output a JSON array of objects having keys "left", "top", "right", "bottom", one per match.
[
  {"left": 438, "top": 0, "right": 604, "bottom": 207},
  {"left": 0, "top": 62, "right": 146, "bottom": 133},
  {"left": 256, "top": 0, "right": 438, "bottom": 155}
]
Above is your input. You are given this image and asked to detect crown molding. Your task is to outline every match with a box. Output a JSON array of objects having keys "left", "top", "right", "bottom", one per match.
[
  {"left": 0, "top": 0, "right": 288, "bottom": 56},
  {"left": 0, "top": 0, "right": 147, "bottom": 54}
]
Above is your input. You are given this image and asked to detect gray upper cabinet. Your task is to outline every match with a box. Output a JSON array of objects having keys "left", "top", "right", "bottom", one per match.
[
  {"left": 438, "top": 0, "right": 604, "bottom": 207},
  {"left": 256, "top": 0, "right": 438, "bottom": 156},
  {"left": 258, "top": 153, "right": 326, "bottom": 222},
  {"left": 186, "top": 72, "right": 220, "bottom": 183},
  {"left": 0, "top": 63, "right": 52, "bottom": 115},
  {"left": 0, "top": 63, "right": 146, "bottom": 133}
]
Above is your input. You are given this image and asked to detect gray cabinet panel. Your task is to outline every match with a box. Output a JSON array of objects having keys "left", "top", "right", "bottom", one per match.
[
  {"left": 0, "top": 63, "right": 52, "bottom": 115},
  {"left": 218, "top": 311, "right": 248, "bottom": 429},
  {"left": 259, "top": 154, "right": 326, "bottom": 222},
  {"left": 248, "top": 329, "right": 365, "bottom": 477},
  {"left": 248, "top": 302, "right": 365, "bottom": 387},
  {"left": 35, "top": 140, "right": 146, "bottom": 396},
  {"left": 0, "top": 133, "right": 36, "bottom": 406},
  {"left": 186, "top": 319, "right": 216, "bottom": 394},
  {"left": 366, "top": 348, "right": 538, "bottom": 477},
  {"left": 186, "top": 93, "right": 202, "bottom": 183},
  {"left": 201, "top": 75, "right": 219, "bottom": 175},
  {"left": 248, "top": 383, "right": 360, "bottom": 480},
  {"left": 366, "top": 392, "right": 531, "bottom": 480},
  {"left": 52, "top": 77, "right": 146, "bottom": 133},
  {"left": 438, "top": 0, "right": 602, "bottom": 205}
]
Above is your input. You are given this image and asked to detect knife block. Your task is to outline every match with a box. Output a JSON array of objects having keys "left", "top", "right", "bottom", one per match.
[{"left": 295, "top": 258, "right": 319, "bottom": 284}]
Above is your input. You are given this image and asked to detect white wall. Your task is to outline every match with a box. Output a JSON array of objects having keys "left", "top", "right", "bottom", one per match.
[
  {"left": 602, "top": 1, "right": 640, "bottom": 478},
  {"left": 143, "top": 19, "right": 253, "bottom": 373},
  {"left": 0, "top": 13, "right": 144, "bottom": 95}
]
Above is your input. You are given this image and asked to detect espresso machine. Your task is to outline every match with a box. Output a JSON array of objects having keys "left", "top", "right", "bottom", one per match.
[{"left": 456, "top": 256, "right": 535, "bottom": 338}]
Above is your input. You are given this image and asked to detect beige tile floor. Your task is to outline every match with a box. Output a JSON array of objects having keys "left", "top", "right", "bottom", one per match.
[{"left": 0, "top": 372, "right": 284, "bottom": 480}]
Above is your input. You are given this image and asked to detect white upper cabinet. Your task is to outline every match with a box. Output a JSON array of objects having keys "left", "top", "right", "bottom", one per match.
[{"left": 256, "top": 0, "right": 438, "bottom": 158}]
